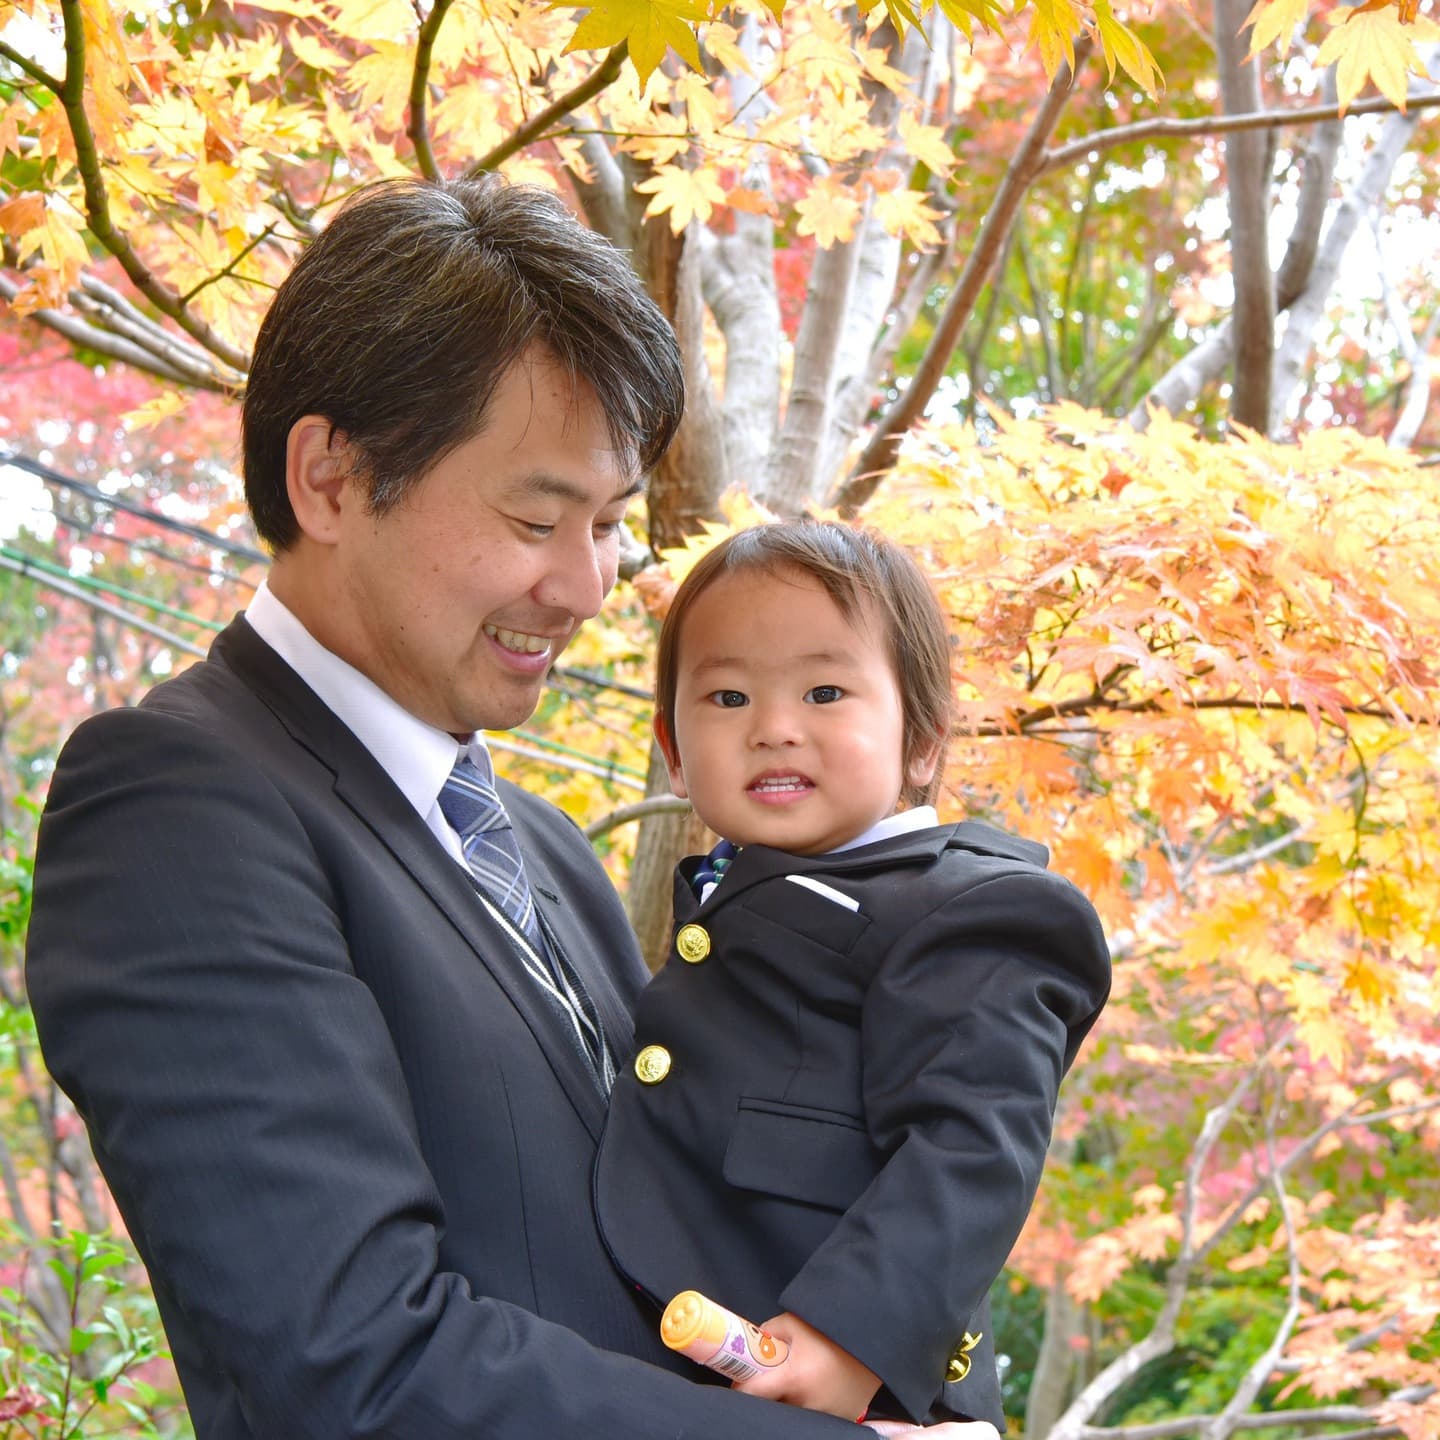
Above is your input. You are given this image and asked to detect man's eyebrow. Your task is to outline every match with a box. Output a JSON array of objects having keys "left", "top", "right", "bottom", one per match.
[{"left": 513, "top": 473, "right": 644, "bottom": 506}]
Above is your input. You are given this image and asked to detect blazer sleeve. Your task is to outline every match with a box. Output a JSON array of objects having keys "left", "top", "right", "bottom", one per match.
[
  {"left": 777, "top": 866, "right": 1110, "bottom": 1421},
  {"left": 25, "top": 706, "right": 860, "bottom": 1440}
]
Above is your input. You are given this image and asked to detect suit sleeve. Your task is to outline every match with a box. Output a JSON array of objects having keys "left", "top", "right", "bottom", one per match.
[
  {"left": 26, "top": 706, "right": 858, "bottom": 1440},
  {"left": 777, "top": 867, "right": 1110, "bottom": 1421}
]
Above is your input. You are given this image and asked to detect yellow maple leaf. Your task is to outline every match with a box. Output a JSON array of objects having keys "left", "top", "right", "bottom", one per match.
[
  {"left": 795, "top": 175, "right": 863, "bottom": 248},
  {"left": 122, "top": 393, "right": 188, "bottom": 431},
  {"left": 344, "top": 43, "right": 418, "bottom": 131},
  {"left": 1245, "top": 0, "right": 1310, "bottom": 57},
  {"left": 898, "top": 111, "right": 956, "bottom": 178},
  {"left": 1026, "top": 0, "right": 1082, "bottom": 79},
  {"left": 935, "top": 0, "right": 1006, "bottom": 43},
  {"left": 874, "top": 185, "right": 945, "bottom": 248},
  {"left": 634, "top": 162, "right": 726, "bottom": 232},
  {"left": 1315, "top": 6, "right": 1440, "bottom": 112},
  {"left": 559, "top": 0, "right": 708, "bottom": 89},
  {"left": 289, "top": 31, "right": 351, "bottom": 72},
  {"left": 1092, "top": 0, "right": 1163, "bottom": 98},
  {"left": 1342, "top": 952, "right": 1398, "bottom": 1007}
]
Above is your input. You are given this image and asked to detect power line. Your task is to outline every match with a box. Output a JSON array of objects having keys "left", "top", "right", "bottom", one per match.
[
  {"left": 0, "top": 551, "right": 208, "bottom": 658},
  {"left": 1, "top": 449, "right": 268, "bottom": 564},
  {"left": 0, "top": 543, "right": 226, "bottom": 633}
]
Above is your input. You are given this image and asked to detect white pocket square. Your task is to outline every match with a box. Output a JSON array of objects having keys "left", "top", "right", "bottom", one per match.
[{"left": 784, "top": 875, "right": 861, "bottom": 912}]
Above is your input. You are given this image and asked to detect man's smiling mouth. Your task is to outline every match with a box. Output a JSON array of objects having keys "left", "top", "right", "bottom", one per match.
[{"left": 484, "top": 624, "right": 553, "bottom": 656}]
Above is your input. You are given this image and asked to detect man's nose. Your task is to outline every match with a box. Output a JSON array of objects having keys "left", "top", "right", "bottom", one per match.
[{"left": 535, "top": 536, "right": 612, "bottom": 619}]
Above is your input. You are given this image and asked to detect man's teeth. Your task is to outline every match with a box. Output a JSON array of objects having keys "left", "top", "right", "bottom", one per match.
[
  {"left": 752, "top": 776, "right": 809, "bottom": 792},
  {"left": 485, "top": 625, "right": 550, "bottom": 655}
]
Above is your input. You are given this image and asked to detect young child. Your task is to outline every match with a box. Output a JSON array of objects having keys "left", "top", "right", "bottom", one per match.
[{"left": 593, "top": 520, "right": 1110, "bottom": 1429}]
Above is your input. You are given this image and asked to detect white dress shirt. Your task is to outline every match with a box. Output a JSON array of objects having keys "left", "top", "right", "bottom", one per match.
[{"left": 245, "top": 580, "right": 480, "bottom": 865}]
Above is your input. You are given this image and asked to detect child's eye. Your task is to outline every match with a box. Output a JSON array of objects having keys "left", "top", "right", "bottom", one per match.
[
  {"left": 805, "top": 685, "right": 844, "bottom": 704},
  {"left": 708, "top": 690, "right": 748, "bottom": 708}
]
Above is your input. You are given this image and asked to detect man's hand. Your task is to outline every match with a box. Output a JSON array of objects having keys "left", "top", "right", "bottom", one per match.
[
  {"left": 731, "top": 1311, "right": 882, "bottom": 1420},
  {"left": 865, "top": 1422, "right": 1000, "bottom": 1440}
]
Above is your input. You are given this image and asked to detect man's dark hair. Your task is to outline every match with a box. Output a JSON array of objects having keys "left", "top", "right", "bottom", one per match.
[
  {"left": 655, "top": 519, "right": 955, "bottom": 808},
  {"left": 243, "top": 175, "right": 685, "bottom": 551}
]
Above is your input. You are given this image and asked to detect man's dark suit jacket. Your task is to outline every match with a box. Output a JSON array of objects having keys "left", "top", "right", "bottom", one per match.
[
  {"left": 25, "top": 618, "right": 864, "bottom": 1440},
  {"left": 595, "top": 829, "right": 1111, "bottom": 1428}
]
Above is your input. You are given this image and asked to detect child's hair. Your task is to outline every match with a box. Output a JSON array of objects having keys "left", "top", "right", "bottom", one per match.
[{"left": 654, "top": 519, "right": 954, "bottom": 808}]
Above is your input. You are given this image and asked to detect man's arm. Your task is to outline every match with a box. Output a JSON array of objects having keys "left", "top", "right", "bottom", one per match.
[{"left": 25, "top": 704, "right": 862, "bottom": 1440}]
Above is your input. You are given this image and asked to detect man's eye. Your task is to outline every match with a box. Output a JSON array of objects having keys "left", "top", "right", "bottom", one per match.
[
  {"left": 515, "top": 518, "right": 555, "bottom": 538},
  {"left": 805, "top": 685, "right": 844, "bottom": 704},
  {"left": 709, "top": 691, "right": 748, "bottom": 708}
]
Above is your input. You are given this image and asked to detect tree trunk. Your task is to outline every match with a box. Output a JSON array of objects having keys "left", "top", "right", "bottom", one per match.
[
  {"left": 1269, "top": 72, "right": 1433, "bottom": 431},
  {"left": 1129, "top": 82, "right": 1343, "bottom": 429},
  {"left": 1024, "top": 1271, "right": 1083, "bottom": 1440},
  {"left": 1215, "top": 0, "right": 1275, "bottom": 432},
  {"left": 623, "top": 740, "right": 713, "bottom": 971},
  {"left": 643, "top": 216, "right": 729, "bottom": 551}
]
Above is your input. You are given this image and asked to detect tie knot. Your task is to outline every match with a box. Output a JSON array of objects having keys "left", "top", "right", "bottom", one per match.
[{"left": 438, "top": 754, "right": 509, "bottom": 839}]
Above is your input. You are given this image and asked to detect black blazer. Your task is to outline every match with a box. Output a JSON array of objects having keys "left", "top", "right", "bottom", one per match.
[
  {"left": 595, "top": 828, "right": 1111, "bottom": 1427},
  {"left": 25, "top": 618, "right": 867, "bottom": 1440}
]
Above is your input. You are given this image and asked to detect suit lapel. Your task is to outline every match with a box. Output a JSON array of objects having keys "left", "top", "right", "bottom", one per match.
[{"left": 210, "top": 618, "right": 610, "bottom": 1140}]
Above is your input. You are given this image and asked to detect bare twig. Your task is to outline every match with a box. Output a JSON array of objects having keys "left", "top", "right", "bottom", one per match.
[
  {"left": 584, "top": 794, "right": 693, "bottom": 841},
  {"left": 408, "top": 0, "right": 458, "bottom": 180},
  {"left": 1039, "top": 91, "right": 1440, "bottom": 178},
  {"left": 466, "top": 46, "right": 628, "bottom": 176}
]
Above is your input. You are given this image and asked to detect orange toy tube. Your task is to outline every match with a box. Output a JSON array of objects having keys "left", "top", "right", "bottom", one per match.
[{"left": 660, "top": 1290, "right": 790, "bottom": 1384}]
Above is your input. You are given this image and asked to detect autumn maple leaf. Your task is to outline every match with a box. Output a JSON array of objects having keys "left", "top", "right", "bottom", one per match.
[
  {"left": 558, "top": 0, "right": 710, "bottom": 88},
  {"left": 1315, "top": 4, "right": 1440, "bottom": 111}
]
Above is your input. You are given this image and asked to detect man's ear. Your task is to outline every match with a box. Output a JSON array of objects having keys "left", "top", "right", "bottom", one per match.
[
  {"left": 285, "top": 416, "right": 354, "bottom": 544},
  {"left": 653, "top": 714, "right": 688, "bottom": 799}
]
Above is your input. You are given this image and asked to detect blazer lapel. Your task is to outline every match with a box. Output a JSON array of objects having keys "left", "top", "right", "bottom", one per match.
[{"left": 210, "top": 618, "right": 610, "bottom": 1139}]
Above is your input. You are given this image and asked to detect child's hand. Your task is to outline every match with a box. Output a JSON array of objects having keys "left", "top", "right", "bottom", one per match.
[{"left": 732, "top": 1310, "right": 882, "bottom": 1421}]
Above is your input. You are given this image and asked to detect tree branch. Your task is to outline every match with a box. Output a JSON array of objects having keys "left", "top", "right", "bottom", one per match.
[
  {"left": 466, "top": 46, "right": 628, "bottom": 176},
  {"left": 0, "top": 37, "right": 63, "bottom": 91},
  {"left": 408, "top": 0, "right": 457, "bottom": 180},
  {"left": 0, "top": 273, "right": 221, "bottom": 388},
  {"left": 836, "top": 38, "right": 1094, "bottom": 512},
  {"left": 1039, "top": 91, "right": 1440, "bottom": 178},
  {"left": 55, "top": 0, "right": 252, "bottom": 373},
  {"left": 583, "top": 794, "right": 693, "bottom": 842}
]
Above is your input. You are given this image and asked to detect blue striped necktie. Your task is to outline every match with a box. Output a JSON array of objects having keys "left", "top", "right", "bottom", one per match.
[{"left": 438, "top": 751, "right": 612, "bottom": 1089}]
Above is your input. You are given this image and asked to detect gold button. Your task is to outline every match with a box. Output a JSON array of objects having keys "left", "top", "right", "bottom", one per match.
[
  {"left": 675, "top": 924, "right": 710, "bottom": 963},
  {"left": 946, "top": 1332, "right": 983, "bottom": 1384},
  {"left": 634, "top": 1045, "right": 672, "bottom": 1084}
]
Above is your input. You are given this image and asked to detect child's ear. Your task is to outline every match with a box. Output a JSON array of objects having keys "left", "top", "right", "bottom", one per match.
[
  {"left": 905, "top": 731, "right": 945, "bottom": 792},
  {"left": 653, "top": 714, "right": 689, "bottom": 799}
]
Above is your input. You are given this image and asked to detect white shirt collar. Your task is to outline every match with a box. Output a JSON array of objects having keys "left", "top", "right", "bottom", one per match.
[
  {"left": 831, "top": 805, "right": 938, "bottom": 853},
  {"left": 245, "top": 580, "right": 472, "bottom": 826}
]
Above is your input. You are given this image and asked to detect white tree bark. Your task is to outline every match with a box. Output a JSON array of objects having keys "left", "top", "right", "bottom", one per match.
[
  {"left": 1128, "top": 83, "right": 1344, "bottom": 430},
  {"left": 697, "top": 15, "right": 780, "bottom": 492},
  {"left": 1268, "top": 94, "right": 1429, "bottom": 431},
  {"left": 1374, "top": 210, "right": 1440, "bottom": 449}
]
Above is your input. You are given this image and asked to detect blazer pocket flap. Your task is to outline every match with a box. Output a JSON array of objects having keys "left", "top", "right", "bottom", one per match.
[
  {"left": 723, "top": 1098, "right": 879, "bottom": 1210},
  {"left": 743, "top": 882, "right": 871, "bottom": 954}
]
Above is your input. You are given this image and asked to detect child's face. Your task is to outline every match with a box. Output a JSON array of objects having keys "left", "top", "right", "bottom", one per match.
[{"left": 660, "top": 567, "right": 939, "bottom": 855}]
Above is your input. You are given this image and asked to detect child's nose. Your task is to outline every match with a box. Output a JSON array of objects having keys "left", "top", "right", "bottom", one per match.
[{"left": 748, "top": 700, "right": 802, "bottom": 748}]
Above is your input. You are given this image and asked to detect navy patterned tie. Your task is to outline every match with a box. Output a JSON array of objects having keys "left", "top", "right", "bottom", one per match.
[
  {"left": 439, "top": 752, "right": 612, "bottom": 1089},
  {"left": 693, "top": 838, "right": 738, "bottom": 901}
]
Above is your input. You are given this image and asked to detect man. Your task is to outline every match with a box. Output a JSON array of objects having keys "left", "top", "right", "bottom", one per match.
[{"left": 27, "top": 177, "right": 999, "bottom": 1439}]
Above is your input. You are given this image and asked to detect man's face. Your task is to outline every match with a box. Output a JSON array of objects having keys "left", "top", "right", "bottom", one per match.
[{"left": 318, "top": 350, "right": 637, "bottom": 736}]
